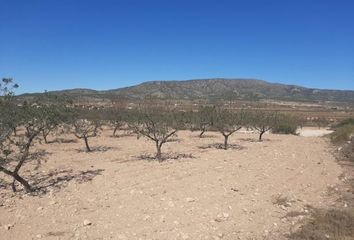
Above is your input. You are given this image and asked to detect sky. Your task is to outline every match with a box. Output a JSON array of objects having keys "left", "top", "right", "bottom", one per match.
[{"left": 0, "top": 0, "right": 353, "bottom": 93}]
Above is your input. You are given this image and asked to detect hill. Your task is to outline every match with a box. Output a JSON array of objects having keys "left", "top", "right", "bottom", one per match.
[{"left": 19, "top": 78, "right": 354, "bottom": 103}]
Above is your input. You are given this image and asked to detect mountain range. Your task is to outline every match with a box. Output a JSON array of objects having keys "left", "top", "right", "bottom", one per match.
[{"left": 20, "top": 78, "right": 354, "bottom": 103}]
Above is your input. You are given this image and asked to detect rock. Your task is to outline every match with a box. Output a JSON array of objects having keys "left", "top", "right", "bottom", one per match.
[
  {"left": 185, "top": 198, "right": 195, "bottom": 202},
  {"left": 168, "top": 201, "right": 175, "bottom": 207},
  {"left": 4, "top": 223, "right": 14, "bottom": 230},
  {"left": 37, "top": 207, "right": 44, "bottom": 211},
  {"left": 49, "top": 201, "right": 57, "bottom": 205},
  {"left": 36, "top": 234, "right": 42, "bottom": 238},
  {"left": 83, "top": 220, "right": 92, "bottom": 226}
]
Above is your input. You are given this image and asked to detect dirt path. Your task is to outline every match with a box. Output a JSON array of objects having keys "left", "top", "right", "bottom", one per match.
[{"left": 0, "top": 130, "right": 342, "bottom": 240}]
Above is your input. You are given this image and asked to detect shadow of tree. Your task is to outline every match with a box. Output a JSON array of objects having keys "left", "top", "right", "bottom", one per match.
[
  {"left": 198, "top": 143, "right": 246, "bottom": 150},
  {"left": 49, "top": 138, "right": 78, "bottom": 144},
  {"left": 76, "top": 146, "right": 115, "bottom": 153},
  {"left": 238, "top": 137, "right": 271, "bottom": 142},
  {"left": 136, "top": 152, "right": 195, "bottom": 162},
  {"left": 29, "top": 168, "right": 104, "bottom": 195}
]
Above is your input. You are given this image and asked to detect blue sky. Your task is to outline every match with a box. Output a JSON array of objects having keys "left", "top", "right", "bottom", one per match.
[{"left": 0, "top": 0, "right": 353, "bottom": 93}]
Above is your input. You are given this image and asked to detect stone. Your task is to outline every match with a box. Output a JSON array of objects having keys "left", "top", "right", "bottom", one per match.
[
  {"left": 83, "top": 220, "right": 92, "bottom": 226},
  {"left": 4, "top": 223, "right": 14, "bottom": 230}
]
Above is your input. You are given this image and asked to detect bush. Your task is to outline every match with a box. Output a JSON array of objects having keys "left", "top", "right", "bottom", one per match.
[
  {"left": 339, "top": 138, "right": 354, "bottom": 163},
  {"left": 272, "top": 124, "right": 298, "bottom": 135},
  {"left": 289, "top": 208, "right": 354, "bottom": 240},
  {"left": 335, "top": 118, "right": 354, "bottom": 128},
  {"left": 330, "top": 119, "right": 354, "bottom": 144},
  {"left": 272, "top": 115, "right": 298, "bottom": 135}
]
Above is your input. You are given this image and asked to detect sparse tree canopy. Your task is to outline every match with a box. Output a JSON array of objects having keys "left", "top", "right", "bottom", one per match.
[
  {"left": 130, "top": 107, "right": 183, "bottom": 161},
  {"left": 249, "top": 110, "right": 280, "bottom": 141},
  {"left": 191, "top": 106, "right": 216, "bottom": 138},
  {"left": 213, "top": 108, "right": 245, "bottom": 150},
  {"left": 0, "top": 80, "right": 46, "bottom": 192},
  {"left": 73, "top": 118, "right": 101, "bottom": 152}
]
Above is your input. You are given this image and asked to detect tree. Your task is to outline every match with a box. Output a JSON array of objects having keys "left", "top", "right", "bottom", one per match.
[
  {"left": 249, "top": 110, "right": 279, "bottom": 141},
  {"left": 131, "top": 108, "right": 182, "bottom": 161},
  {"left": 213, "top": 108, "right": 245, "bottom": 150},
  {"left": 102, "top": 107, "right": 127, "bottom": 137},
  {"left": 73, "top": 119, "right": 101, "bottom": 152},
  {"left": 40, "top": 105, "right": 68, "bottom": 143},
  {"left": 0, "top": 79, "right": 45, "bottom": 192},
  {"left": 192, "top": 106, "right": 215, "bottom": 138}
]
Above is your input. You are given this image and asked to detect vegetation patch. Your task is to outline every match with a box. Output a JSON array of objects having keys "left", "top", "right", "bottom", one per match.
[{"left": 288, "top": 208, "right": 354, "bottom": 240}]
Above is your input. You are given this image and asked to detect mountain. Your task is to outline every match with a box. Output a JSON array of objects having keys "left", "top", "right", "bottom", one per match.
[{"left": 19, "top": 78, "right": 354, "bottom": 103}]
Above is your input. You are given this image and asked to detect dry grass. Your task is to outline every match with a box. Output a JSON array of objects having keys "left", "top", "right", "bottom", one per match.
[{"left": 289, "top": 208, "right": 354, "bottom": 240}]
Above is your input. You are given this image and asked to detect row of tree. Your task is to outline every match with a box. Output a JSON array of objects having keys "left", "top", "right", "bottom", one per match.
[{"left": 0, "top": 78, "right": 300, "bottom": 193}]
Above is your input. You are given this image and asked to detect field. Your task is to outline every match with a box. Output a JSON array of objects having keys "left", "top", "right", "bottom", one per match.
[{"left": 0, "top": 128, "right": 345, "bottom": 240}]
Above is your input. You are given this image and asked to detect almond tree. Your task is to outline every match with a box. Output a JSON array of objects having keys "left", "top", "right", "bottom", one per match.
[
  {"left": 250, "top": 110, "right": 279, "bottom": 141},
  {"left": 0, "top": 79, "right": 45, "bottom": 192},
  {"left": 73, "top": 119, "right": 101, "bottom": 152},
  {"left": 103, "top": 107, "right": 127, "bottom": 137},
  {"left": 131, "top": 108, "right": 182, "bottom": 161},
  {"left": 213, "top": 108, "right": 245, "bottom": 150},
  {"left": 40, "top": 105, "right": 68, "bottom": 143},
  {"left": 194, "top": 106, "right": 215, "bottom": 138}
]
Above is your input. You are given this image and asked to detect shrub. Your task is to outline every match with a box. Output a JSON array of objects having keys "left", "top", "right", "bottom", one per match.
[
  {"left": 330, "top": 119, "right": 354, "bottom": 144},
  {"left": 272, "top": 115, "right": 298, "bottom": 135},
  {"left": 289, "top": 208, "right": 354, "bottom": 240}
]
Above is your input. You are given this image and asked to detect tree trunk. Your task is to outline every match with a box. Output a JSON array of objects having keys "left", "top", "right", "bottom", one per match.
[
  {"left": 155, "top": 142, "right": 162, "bottom": 162},
  {"left": 12, "top": 172, "right": 32, "bottom": 193},
  {"left": 113, "top": 125, "right": 119, "bottom": 137},
  {"left": 224, "top": 135, "right": 229, "bottom": 150},
  {"left": 199, "top": 129, "right": 206, "bottom": 138},
  {"left": 259, "top": 131, "right": 265, "bottom": 141},
  {"left": 42, "top": 131, "right": 48, "bottom": 144},
  {"left": 84, "top": 136, "right": 91, "bottom": 152},
  {"left": 0, "top": 167, "right": 33, "bottom": 193},
  {"left": 13, "top": 127, "right": 17, "bottom": 136}
]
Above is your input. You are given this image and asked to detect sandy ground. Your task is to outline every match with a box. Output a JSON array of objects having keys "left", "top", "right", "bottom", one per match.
[
  {"left": 297, "top": 127, "right": 333, "bottom": 137},
  {"left": 0, "top": 129, "right": 343, "bottom": 240}
]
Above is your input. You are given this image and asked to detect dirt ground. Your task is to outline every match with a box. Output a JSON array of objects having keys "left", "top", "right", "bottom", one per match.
[
  {"left": 297, "top": 127, "right": 333, "bottom": 137},
  {"left": 0, "top": 128, "right": 343, "bottom": 240}
]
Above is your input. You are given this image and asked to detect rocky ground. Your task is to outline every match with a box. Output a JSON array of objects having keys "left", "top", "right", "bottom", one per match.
[{"left": 0, "top": 129, "right": 344, "bottom": 240}]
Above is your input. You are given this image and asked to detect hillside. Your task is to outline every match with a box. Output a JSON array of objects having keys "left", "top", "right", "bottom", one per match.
[{"left": 19, "top": 79, "right": 354, "bottom": 103}]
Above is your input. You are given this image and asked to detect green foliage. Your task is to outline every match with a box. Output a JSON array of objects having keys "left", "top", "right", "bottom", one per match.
[{"left": 271, "top": 114, "right": 299, "bottom": 135}]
